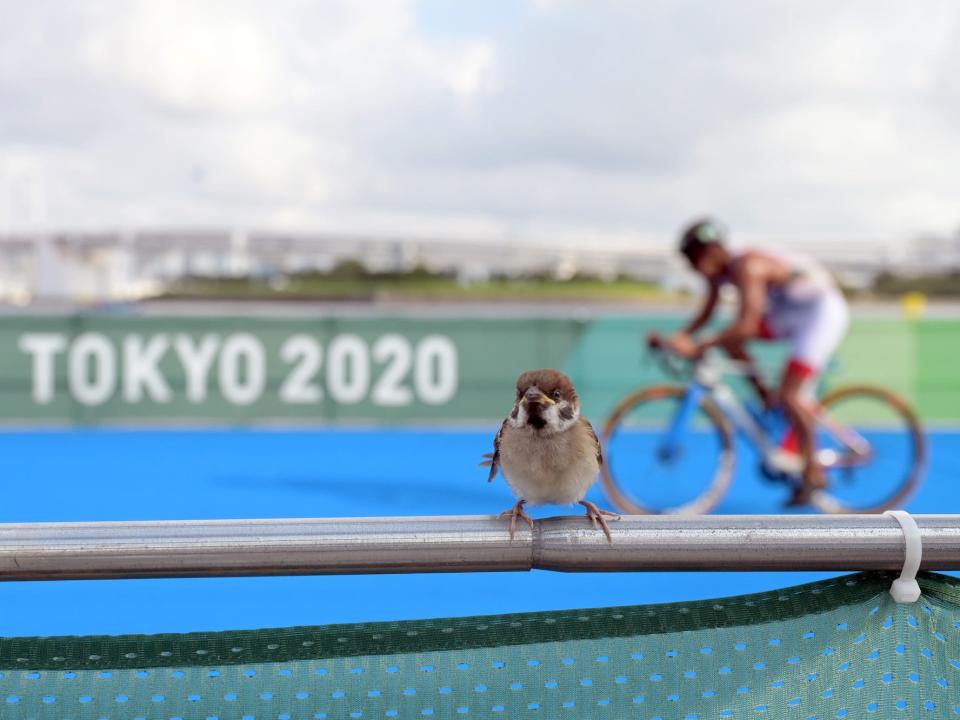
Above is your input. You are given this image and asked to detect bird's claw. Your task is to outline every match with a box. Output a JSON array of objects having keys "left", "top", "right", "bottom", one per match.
[
  {"left": 579, "top": 500, "right": 619, "bottom": 543},
  {"left": 497, "top": 500, "right": 534, "bottom": 541}
]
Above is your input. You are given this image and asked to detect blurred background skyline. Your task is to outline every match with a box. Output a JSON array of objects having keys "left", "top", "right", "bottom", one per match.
[{"left": 1, "top": 0, "right": 960, "bottom": 305}]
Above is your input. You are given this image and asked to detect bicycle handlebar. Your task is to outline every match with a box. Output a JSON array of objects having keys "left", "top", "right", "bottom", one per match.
[
  {"left": 646, "top": 342, "right": 690, "bottom": 379},
  {"left": 646, "top": 341, "right": 756, "bottom": 381}
]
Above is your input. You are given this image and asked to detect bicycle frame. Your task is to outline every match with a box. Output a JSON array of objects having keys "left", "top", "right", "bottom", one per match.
[
  {"left": 662, "top": 351, "right": 870, "bottom": 476},
  {"left": 664, "top": 354, "right": 779, "bottom": 459}
]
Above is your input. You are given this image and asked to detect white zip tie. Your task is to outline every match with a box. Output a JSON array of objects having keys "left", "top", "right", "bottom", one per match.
[{"left": 884, "top": 510, "right": 922, "bottom": 603}]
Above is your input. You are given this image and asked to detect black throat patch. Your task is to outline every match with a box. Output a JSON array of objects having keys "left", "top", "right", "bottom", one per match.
[
  {"left": 525, "top": 404, "right": 547, "bottom": 429},
  {"left": 527, "top": 415, "right": 547, "bottom": 429}
]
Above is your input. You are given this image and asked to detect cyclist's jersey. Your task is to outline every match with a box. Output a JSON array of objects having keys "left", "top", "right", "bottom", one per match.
[{"left": 722, "top": 248, "right": 849, "bottom": 371}]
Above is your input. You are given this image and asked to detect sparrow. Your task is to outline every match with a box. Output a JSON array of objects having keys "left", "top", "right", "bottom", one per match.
[{"left": 482, "top": 368, "right": 618, "bottom": 542}]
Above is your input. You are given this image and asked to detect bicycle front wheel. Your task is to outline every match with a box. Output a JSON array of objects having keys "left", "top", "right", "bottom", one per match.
[
  {"left": 599, "top": 385, "right": 735, "bottom": 515},
  {"left": 809, "top": 385, "right": 926, "bottom": 514}
]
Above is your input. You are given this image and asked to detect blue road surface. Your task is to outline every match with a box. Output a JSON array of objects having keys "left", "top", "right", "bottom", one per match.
[{"left": 1, "top": 428, "right": 958, "bottom": 637}]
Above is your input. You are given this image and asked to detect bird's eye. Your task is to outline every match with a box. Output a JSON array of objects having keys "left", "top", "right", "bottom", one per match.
[{"left": 552, "top": 389, "right": 562, "bottom": 400}]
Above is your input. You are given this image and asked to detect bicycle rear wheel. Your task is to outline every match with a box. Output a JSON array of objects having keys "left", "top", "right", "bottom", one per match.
[
  {"left": 809, "top": 385, "right": 926, "bottom": 514},
  {"left": 599, "top": 385, "right": 735, "bottom": 515}
]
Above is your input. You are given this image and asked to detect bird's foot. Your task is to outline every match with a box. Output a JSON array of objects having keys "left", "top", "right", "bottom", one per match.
[
  {"left": 497, "top": 500, "right": 534, "bottom": 541},
  {"left": 579, "top": 500, "right": 620, "bottom": 543}
]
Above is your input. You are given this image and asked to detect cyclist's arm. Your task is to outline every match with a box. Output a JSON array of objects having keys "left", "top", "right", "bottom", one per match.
[
  {"left": 698, "top": 259, "right": 766, "bottom": 350},
  {"left": 682, "top": 281, "right": 720, "bottom": 336}
]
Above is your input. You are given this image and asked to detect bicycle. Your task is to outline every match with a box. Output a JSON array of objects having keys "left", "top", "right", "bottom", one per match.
[{"left": 598, "top": 343, "right": 926, "bottom": 515}]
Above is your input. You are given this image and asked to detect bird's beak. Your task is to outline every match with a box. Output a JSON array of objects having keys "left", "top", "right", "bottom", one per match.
[{"left": 522, "top": 388, "right": 555, "bottom": 405}]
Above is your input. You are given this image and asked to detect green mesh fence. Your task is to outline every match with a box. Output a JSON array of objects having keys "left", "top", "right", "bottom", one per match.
[{"left": 3, "top": 571, "right": 960, "bottom": 719}]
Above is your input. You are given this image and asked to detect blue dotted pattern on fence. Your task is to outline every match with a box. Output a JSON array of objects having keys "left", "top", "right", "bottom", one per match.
[{"left": 3, "top": 572, "right": 960, "bottom": 719}]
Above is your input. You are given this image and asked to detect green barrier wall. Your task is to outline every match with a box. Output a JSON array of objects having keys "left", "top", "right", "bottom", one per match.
[
  {"left": 3, "top": 571, "right": 959, "bottom": 719},
  {"left": 0, "top": 313, "right": 952, "bottom": 425}
]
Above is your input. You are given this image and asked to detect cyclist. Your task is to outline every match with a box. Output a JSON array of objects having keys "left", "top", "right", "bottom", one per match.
[{"left": 652, "top": 218, "right": 850, "bottom": 505}]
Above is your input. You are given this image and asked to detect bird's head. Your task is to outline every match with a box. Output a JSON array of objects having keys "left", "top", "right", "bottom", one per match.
[{"left": 509, "top": 368, "right": 580, "bottom": 433}]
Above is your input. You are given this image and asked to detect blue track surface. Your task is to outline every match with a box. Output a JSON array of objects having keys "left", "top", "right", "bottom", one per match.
[{"left": 1, "top": 428, "right": 958, "bottom": 637}]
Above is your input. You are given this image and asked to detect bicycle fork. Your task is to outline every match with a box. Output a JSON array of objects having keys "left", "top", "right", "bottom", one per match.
[{"left": 658, "top": 383, "right": 706, "bottom": 463}]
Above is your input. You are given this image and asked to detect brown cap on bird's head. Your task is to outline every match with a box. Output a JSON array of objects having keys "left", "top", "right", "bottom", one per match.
[{"left": 515, "top": 368, "right": 578, "bottom": 405}]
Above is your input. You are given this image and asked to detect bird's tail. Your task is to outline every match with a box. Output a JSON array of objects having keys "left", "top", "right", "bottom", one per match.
[{"left": 479, "top": 452, "right": 497, "bottom": 482}]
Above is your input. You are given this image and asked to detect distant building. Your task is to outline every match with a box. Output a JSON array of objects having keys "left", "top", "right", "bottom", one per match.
[
  {"left": 0, "top": 230, "right": 674, "bottom": 304},
  {"left": 0, "top": 228, "right": 951, "bottom": 304},
  {"left": 900, "top": 233, "right": 960, "bottom": 274}
]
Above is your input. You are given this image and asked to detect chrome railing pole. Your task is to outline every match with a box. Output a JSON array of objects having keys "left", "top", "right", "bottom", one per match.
[{"left": 1, "top": 514, "right": 958, "bottom": 581}]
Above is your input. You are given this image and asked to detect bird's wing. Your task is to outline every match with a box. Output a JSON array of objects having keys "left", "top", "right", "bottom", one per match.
[
  {"left": 580, "top": 417, "right": 603, "bottom": 466},
  {"left": 480, "top": 419, "right": 508, "bottom": 482}
]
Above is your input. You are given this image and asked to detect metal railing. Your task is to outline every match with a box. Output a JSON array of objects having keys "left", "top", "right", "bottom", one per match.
[{"left": 1, "top": 514, "right": 958, "bottom": 581}]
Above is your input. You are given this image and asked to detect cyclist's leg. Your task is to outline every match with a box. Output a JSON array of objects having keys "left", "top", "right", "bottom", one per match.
[
  {"left": 780, "top": 360, "right": 825, "bottom": 501},
  {"left": 723, "top": 341, "right": 774, "bottom": 408},
  {"left": 719, "top": 317, "right": 778, "bottom": 408},
  {"left": 781, "top": 293, "right": 850, "bottom": 502}
]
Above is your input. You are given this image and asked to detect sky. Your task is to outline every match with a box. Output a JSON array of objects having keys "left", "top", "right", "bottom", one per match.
[{"left": 0, "top": 0, "right": 958, "bottom": 249}]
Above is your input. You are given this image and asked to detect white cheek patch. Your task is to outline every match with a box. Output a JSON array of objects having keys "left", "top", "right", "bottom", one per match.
[
  {"left": 509, "top": 403, "right": 527, "bottom": 428},
  {"left": 541, "top": 403, "right": 561, "bottom": 430},
  {"left": 551, "top": 402, "right": 580, "bottom": 432},
  {"left": 535, "top": 402, "right": 579, "bottom": 434}
]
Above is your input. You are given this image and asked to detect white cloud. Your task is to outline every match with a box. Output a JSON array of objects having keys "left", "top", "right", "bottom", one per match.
[
  {"left": 0, "top": 0, "right": 958, "bottom": 246},
  {"left": 81, "top": 2, "right": 283, "bottom": 115}
]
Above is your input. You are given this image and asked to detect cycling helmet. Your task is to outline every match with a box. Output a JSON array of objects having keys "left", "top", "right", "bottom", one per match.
[{"left": 679, "top": 218, "right": 726, "bottom": 260}]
